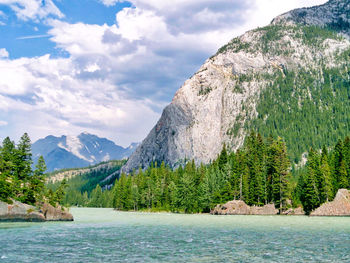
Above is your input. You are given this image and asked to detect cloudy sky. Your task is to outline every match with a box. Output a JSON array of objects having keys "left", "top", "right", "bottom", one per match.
[{"left": 0, "top": 0, "right": 327, "bottom": 147}]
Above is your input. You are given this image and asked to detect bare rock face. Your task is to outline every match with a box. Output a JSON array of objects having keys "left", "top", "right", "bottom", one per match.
[
  {"left": 0, "top": 200, "right": 45, "bottom": 222},
  {"left": 211, "top": 200, "right": 278, "bottom": 215},
  {"left": 41, "top": 203, "right": 74, "bottom": 221},
  {"left": 122, "top": 0, "right": 350, "bottom": 173},
  {"left": 0, "top": 200, "right": 73, "bottom": 222},
  {"left": 272, "top": 0, "right": 350, "bottom": 37},
  {"left": 311, "top": 189, "right": 350, "bottom": 216}
]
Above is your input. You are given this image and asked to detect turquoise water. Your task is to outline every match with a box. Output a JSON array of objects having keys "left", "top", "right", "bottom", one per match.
[{"left": 0, "top": 208, "right": 350, "bottom": 262}]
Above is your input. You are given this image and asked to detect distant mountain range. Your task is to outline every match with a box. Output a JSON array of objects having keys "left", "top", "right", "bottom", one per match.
[{"left": 32, "top": 132, "right": 139, "bottom": 172}]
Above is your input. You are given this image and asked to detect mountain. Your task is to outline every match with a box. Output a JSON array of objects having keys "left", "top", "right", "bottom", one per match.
[
  {"left": 32, "top": 132, "right": 139, "bottom": 171},
  {"left": 123, "top": 0, "right": 350, "bottom": 172}
]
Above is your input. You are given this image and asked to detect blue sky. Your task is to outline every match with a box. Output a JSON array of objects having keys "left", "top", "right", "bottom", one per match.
[{"left": 0, "top": 0, "right": 327, "bottom": 146}]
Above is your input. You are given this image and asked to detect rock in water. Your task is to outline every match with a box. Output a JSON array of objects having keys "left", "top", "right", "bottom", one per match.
[
  {"left": 123, "top": 0, "right": 350, "bottom": 172},
  {"left": 41, "top": 203, "right": 74, "bottom": 221},
  {"left": 0, "top": 200, "right": 73, "bottom": 222},
  {"left": 211, "top": 200, "right": 250, "bottom": 215},
  {"left": 311, "top": 189, "right": 350, "bottom": 216},
  {"left": 0, "top": 201, "right": 45, "bottom": 222},
  {"left": 282, "top": 207, "right": 305, "bottom": 215},
  {"left": 250, "top": 204, "right": 279, "bottom": 215},
  {"left": 211, "top": 200, "right": 278, "bottom": 215}
]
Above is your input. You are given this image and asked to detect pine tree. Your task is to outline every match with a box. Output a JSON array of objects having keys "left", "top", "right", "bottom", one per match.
[
  {"left": 218, "top": 144, "right": 228, "bottom": 171},
  {"left": 54, "top": 179, "right": 68, "bottom": 206},
  {"left": 16, "top": 133, "right": 32, "bottom": 181},
  {"left": 31, "top": 156, "right": 47, "bottom": 203},
  {"left": 320, "top": 146, "right": 333, "bottom": 202},
  {"left": 338, "top": 160, "right": 348, "bottom": 189},
  {"left": 270, "top": 138, "right": 290, "bottom": 213},
  {"left": 301, "top": 172, "right": 319, "bottom": 215}
]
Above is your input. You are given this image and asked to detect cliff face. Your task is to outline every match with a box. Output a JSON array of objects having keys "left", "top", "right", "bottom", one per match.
[
  {"left": 123, "top": 0, "right": 350, "bottom": 172},
  {"left": 272, "top": 0, "right": 350, "bottom": 37}
]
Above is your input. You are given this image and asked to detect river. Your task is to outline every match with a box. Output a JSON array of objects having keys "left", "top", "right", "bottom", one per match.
[{"left": 0, "top": 208, "right": 349, "bottom": 262}]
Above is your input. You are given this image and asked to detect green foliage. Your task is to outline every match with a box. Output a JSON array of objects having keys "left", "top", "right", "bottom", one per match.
[
  {"left": 296, "top": 136, "right": 350, "bottom": 214},
  {"left": 47, "top": 160, "right": 125, "bottom": 207},
  {"left": 251, "top": 61, "right": 350, "bottom": 163},
  {"left": 110, "top": 133, "right": 292, "bottom": 213},
  {"left": 0, "top": 134, "right": 58, "bottom": 206},
  {"left": 216, "top": 37, "right": 250, "bottom": 55},
  {"left": 198, "top": 86, "right": 212, "bottom": 96}
]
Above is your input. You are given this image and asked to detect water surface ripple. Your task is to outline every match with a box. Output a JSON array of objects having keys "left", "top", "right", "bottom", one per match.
[{"left": 0, "top": 208, "right": 349, "bottom": 262}]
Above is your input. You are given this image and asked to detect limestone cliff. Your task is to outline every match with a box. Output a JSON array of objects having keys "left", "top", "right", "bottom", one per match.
[{"left": 123, "top": 0, "right": 350, "bottom": 172}]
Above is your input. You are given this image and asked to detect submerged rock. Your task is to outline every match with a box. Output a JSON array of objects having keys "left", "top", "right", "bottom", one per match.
[
  {"left": 211, "top": 200, "right": 278, "bottom": 215},
  {"left": 0, "top": 200, "right": 73, "bottom": 222},
  {"left": 311, "top": 189, "right": 350, "bottom": 216}
]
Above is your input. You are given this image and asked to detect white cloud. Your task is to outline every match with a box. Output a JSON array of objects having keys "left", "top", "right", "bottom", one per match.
[
  {"left": 0, "top": 54, "right": 160, "bottom": 146},
  {"left": 0, "top": 48, "right": 9, "bottom": 58},
  {"left": 99, "top": 0, "right": 119, "bottom": 7},
  {"left": 0, "top": 0, "right": 63, "bottom": 21},
  {"left": 0, "top": 120, "right": 8, "bottom": 126}
]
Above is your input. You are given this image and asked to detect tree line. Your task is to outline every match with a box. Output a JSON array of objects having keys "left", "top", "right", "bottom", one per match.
[
  {"left": 108, "top": 133, "right": 350, "bottom": 214},
  {"left": 3, "top": 133, "right": 349, "bottom": 215},
  {"left": 110, "top": 132, "right": 292, "bottom": 213},
  {"left": 0, "top": 133, "right": 66, "bottom": 206}
]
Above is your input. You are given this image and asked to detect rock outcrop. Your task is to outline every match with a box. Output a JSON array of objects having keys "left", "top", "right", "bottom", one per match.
[
  {"left": 211, "top": 200, "right": 278, "bottom": 215},
  {"left": 282, "top": 207, "right": 305, "bottom": 215},
  {"left": 0, "top": 200, "right": 46, "bottom": 222},
  {"left": 40, "top": 203, "right": 74, "bottom": 221},
  {"left": 0, "top": 200, "right": 73, "bottom": 222},
  {"left": 311, "top": 189, "right": 350, "bottom": 216},
  {"left": 272, "top": 0, "right": 350, "bottom": 38},
  {"left": 122, "top": 0, "right": 350, "bottom": 173}
]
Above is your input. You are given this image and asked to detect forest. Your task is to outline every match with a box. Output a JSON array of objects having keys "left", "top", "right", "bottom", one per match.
[
  {"left": 2, "top": 133, "right": 349, "bottom": 215},
  {"left": 0, "top": 133, "right": 66, "bottom": 207},
  {"left": 61, "top": 132, "right": 350, "bottom": 215}
]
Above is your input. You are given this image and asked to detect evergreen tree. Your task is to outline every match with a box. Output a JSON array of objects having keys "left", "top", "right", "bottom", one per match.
[
  {"left": 269, "top": 138, "right": 290, "bottom": 212},
  {"left": 320, "top": 146, "right": 333, "bottom": 202},
  {"left": 31, "top": 156, "right": 47, "bottom": 203}
]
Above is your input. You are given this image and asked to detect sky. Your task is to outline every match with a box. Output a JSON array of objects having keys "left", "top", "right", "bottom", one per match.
[{"left": 0, "top": 0, "right": 328, "bottom": 147}]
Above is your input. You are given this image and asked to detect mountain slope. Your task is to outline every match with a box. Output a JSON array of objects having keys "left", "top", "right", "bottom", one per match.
[
  {"left": 123, "top": 0, "right": 350, "bottom": 172},
  {"left": 32, "top": 133, "right": 139, "bottom": 171}
]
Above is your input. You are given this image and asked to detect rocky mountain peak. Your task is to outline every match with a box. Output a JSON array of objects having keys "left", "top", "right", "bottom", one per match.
[
  {"left": 272, "top": 0, "right": 350, "bottom": 37},
  {"left": 123, "top": 0, "right": 350, "bottom": 173},
  {"left": 32, "top": 133, "right": 139, "bottom": 171}
]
